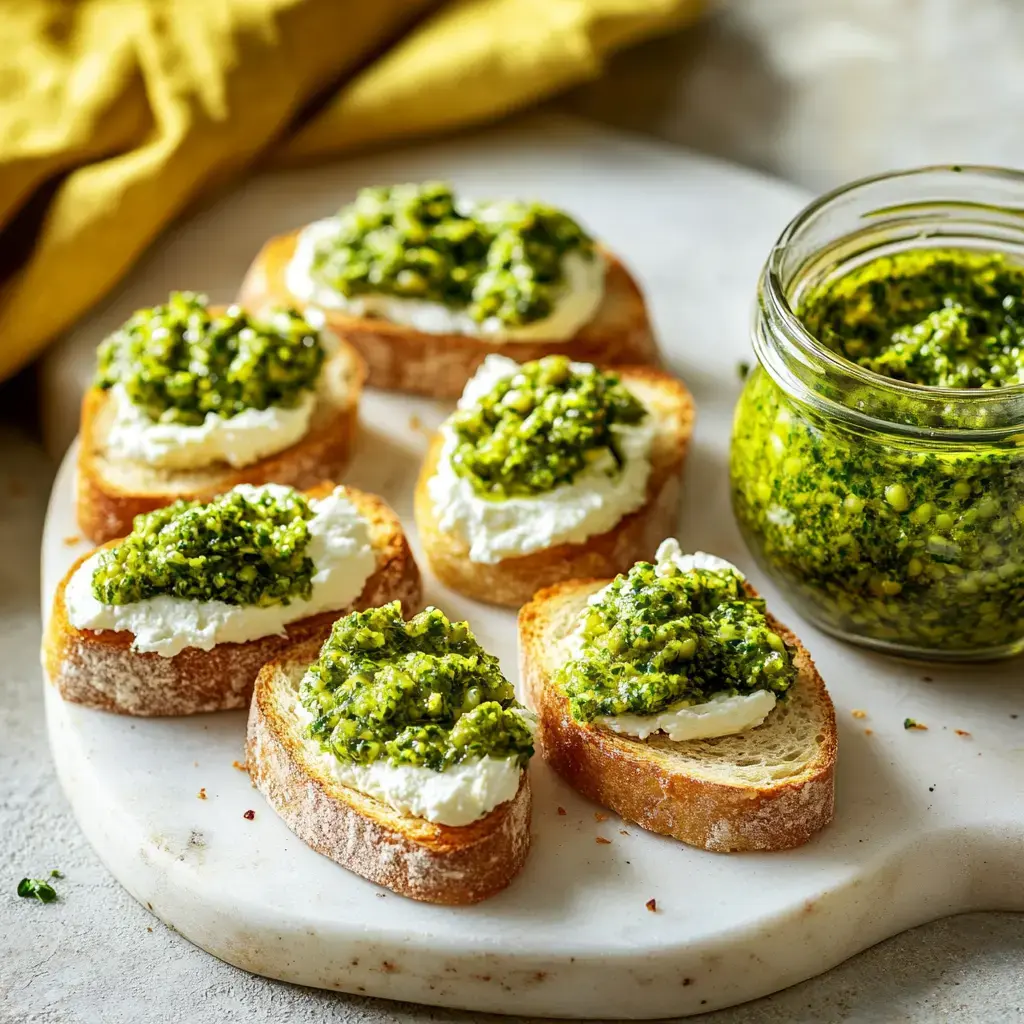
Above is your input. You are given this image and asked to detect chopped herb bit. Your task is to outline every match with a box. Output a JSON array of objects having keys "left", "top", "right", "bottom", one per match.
[
  {"left": 300, "top": 602, "right": 534, "bottom": 772},
  {"left": 49, "top": 870, "right": 63, "bottom": 879},
  {"left": 91, "top": 486, "right": 315, "bottom": 607},
  {"left": 737, "top": 360, "right": 751, "bottom": 381},
  {"left": 95, "top": 292, "right": 325, "bottom": 425},
  {"left": 904, "top": 718, "right": 928, "bottom": 730},
  {"left": 310, "top": 182, "right": 595, "bottom": 327},
  {"left": 17, "top": 878, "right": 58, "bottom": 903},
  {"left": 450, "top": 356, "right": 647, "bottom": 500}
]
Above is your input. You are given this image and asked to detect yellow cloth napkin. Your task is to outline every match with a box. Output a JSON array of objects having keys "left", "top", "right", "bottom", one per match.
[{"left": 0, "top": 0, "right": 702, "bottom": 383}]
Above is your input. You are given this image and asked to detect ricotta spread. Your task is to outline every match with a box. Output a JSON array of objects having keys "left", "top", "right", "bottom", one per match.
[
  {"left": 590, "top": 541, "right": 776, "bottom": 742},
  {"left": 286, "top": 217, "right": 606, "bottom": 342},
  {"left": 293, "top": 703, "right": 533, "bottom": 826},
  {"left": 427, "top": 355, "right": 656, "bottom": 563},
  {"left": 64, "top": 485, "right": 376, "bottom": 657}
]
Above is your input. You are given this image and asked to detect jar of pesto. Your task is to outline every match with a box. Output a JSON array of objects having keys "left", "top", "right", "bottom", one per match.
[{"left": 731, "top": 167, "right": 1024, "bottom": 661}]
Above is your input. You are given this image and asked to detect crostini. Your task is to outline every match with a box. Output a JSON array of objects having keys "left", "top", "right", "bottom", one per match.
[
  {"left": 237, "top": 181, "right": 659, "bottom": 397},
  {"left": 519, "top": 540, "right": 836, "bottom": 852},
  {"left": 77, "top": 291, "right": 365, "bottom": 543},
  {"left": 45, "top": 483, "right": 419, "bottom": 716},
  {"left": 247, "top": 601, "right": 535, "bottom": 903},
  {"left": 414, "top": 353, "right": 694, "bottom": 608}
]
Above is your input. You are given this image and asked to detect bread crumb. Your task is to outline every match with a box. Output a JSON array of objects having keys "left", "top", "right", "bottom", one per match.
[
  {"left": 904, "top": 718, "right": 928, "bottom": 730},
  {"left": 594, "top": 812, "right": 609, "bottom": 822},
  {"left": 243, "top": 809, "right": 255, "bottom": 820},
  {"left": 955, "top": 729, "right": 971, "bottom": 737},
  {"left": 63, "top": 535, "right": 81, "bottom": 546},
  {"left": 619, "top": 829, "right": 630, "bottom": 836},
  {"left": 197, "top": 788, "right": 207, "bottom": 800},
  {"left": 864, "top": 728, "right": 873, "bottom": 736},
  {"left": 556, "top": 806, "right": 567, "bottom": 816},
  {"left": 646, "top": 898, "right": 657, "bottom": 912},
  {"left": 595, "top": 836, "right": 612, "bottom": 845},
  {"left": 232, "top": 760, "right": 248, "bottom": 772},
  {"left": 851, "top": 709, "right": 867, "bottom": 719},
  {"left": 147, "top": 926, "right": 153, "bottom": 932},
  {"left": 408, "top": 414, "right": 422, "bottom": 431}
]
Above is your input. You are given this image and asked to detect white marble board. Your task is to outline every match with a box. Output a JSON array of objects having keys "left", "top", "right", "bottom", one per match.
[{"left": 40, "top": 117, "right": 1024, "bottom": 1020}]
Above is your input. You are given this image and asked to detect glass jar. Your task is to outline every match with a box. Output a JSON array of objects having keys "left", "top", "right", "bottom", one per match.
[{"left": 730, "top": 166, "right": 1024, "bottom": 661}]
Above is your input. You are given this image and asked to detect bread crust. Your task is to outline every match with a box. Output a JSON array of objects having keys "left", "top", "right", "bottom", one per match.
[
  {"left": 246, "top": 639, "right": 532, "bottom": 904},
  {"left": 518, "top": 579, "right": 837, "bottom": 853},
  {"left": 413, "top": 366, "right": 694, "bottom": 608},
  {"left": 237, "top": 230, "right": 660, "bottom": 397},
  {"left": 76, "top": 323, "right": 366, "bottom": 544},
  {"left": 44, "top": 485, "right": 421, "bottom": 717}
]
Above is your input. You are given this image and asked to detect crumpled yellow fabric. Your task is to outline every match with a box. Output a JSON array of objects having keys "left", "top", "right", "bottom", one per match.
[{"left": 0, "top": 0, "right": 702, "bottom": 383}]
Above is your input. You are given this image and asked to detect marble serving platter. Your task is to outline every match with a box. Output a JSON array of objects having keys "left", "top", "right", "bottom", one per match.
[{"left": 40, "top": 117, "right": 1024, "bottom": 1020}]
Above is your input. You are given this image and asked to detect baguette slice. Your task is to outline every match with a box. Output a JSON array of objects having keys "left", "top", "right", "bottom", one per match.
[
  {"left": 238, "top": 230, "right": 660, "bottom": 397},
  {"left": 414, "top": 367, "right": 694, "bottom": 608},
  {"left": 45, "top": 485, "right": 420, "bottom": 717},
  {"left": 76, "top": 330, "right": 366, "bottom": 544},
  {"left": 247, "top": 639, "right": 532, "bottom": 904},
  {"left": 519, "top": 579, "right": 837, "bottom": 852}
]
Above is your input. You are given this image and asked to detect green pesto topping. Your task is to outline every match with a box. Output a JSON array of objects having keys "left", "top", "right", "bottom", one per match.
[
  {"left": 95, "top": 291, "right": 325, "bottom": 426},
  {"left": 557, "top": 561, "right": 795, "bottom": 723},
  {"left": 91, "top": 487, "right": 315, "bottom": 607},
  {"left": 300, "top": 602, "right": 534, "bottom": 772},
  {"left": 800, "top": 250, "right": 1024, "bottom": 389},
  {"left": 449, "top": 355, "right": 647, "bottom": 499},
  {"left": 309, "top": 181, "right": 596, "bottom": 327}
]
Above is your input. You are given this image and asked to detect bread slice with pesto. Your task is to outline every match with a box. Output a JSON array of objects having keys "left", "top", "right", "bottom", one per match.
[
  {"left": 45, "top": 484, "right": 420, "bottom": 717},
  {"left": 76, "top": 299, "right": 366, "bottom": 544},
  {"left": 414, "top": 361, "right": 694, "bottom": 608},
  {"left": 518, "top": 571, "right": 837, "bottom": 853},
  {"left": 238, "top": 229, "right": 659, "bottom": 398}
]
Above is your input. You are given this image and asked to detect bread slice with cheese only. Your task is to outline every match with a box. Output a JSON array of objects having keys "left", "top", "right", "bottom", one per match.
[
  {"left": 518, "top": 572, "right": 837, "bottom": 853},
  {"left": 45, "top": 484, "right": 420, "bottom": 717},
  {"left": 247, "top": 640, "right": 532, "bottom": 905},
  {"left": 414, "top": 362, "right": 694, "bottom": 609},
  {"left": 238, "top": 229, "right": 659, "bottom": 398},
  {"left": 76, "top": 306, "right": 366, "bottom": 544}
]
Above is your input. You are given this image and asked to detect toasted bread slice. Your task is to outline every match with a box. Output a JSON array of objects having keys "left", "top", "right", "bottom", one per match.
[
  {"left": 238, "top": 230, "right": 660, "bottom": 397},
  {"left": 76, "top": 332, "right": 366, "bottom": 544},
  {"left": 246, "top": 639, "right": 532, "bottom": 903},
  {"left": 44, "top": 485, "right": 421, "bottom": 717},
  {"left": 413, "top": 367, "right": 694, "bottom": 608},
  {"left": 519, "top": 579, "right": 837, "bottom": 852}
]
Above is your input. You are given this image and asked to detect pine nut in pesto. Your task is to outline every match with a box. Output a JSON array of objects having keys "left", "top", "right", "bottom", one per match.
[
  {"left": 95, "top": 292, "right": 325, "bottom": 426},
  {"left": 300, "top": 602, "right": 534, "bottom": 771},
  {"left": 730, "top": 167, "right": 1024, "bottom": 660},
  {"left": 309, "top": 182, "right": 596, "bottom": 328}
]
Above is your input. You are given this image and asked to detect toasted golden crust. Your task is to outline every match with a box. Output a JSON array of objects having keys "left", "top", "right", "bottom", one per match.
[
  {"left": 412, "top": 366, "right": 694, "bottom": 608},
  {"left": 76, "top": 331, "right": 366, "bottom": 544},
  {"left": 246, "top": 639, "right": 532, "bottom": 904},
  {"left": 518, "top": 580, "right": 837, "bottom": 853},
  {"left": 44, "top": 485, "right": 421, "bottom": 717},
  {"left": 237, "top": 230, "right": 660, "bottom": 397}
]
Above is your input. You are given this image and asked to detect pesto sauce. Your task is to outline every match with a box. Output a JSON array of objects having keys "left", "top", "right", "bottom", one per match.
[
  {"left": 92, "top": 488, "right": 315, "bottom": 607},
  {"left": 300, "top": 602, "right": 534, "bottom": 771},
  {"left": 557, "top": 561, "right": 796, "bottom": 722},
  {"left": 731, "top": 249, "right": 1024, "bottom": 654},
  {"left": 95, "top": 292, "right": 325, "bottom": 426},
  {"left": 310, "top": 182, "right": 595, "bottom": 327},
  {"left": 449, "top": 355, "right": 647, "bottom": 499}
]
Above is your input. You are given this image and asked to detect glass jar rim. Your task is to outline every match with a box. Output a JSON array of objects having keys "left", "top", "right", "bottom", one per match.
[{"left": 759, "top": 164, "right": 1024, "bottom": 438}]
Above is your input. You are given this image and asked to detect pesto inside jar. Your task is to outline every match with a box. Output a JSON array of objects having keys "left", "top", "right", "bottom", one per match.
[
  {"left": 557, "top": 559, "right": 796, "bottom": 722},
  {"left": 91, "top": 487, "right": 315, "bottom": 607},
  {"left": 731, "top": 248, "right": 1024, "bottom": 655},
  {"left": 299, "top": 602, "right": 534, "bottom": 771},
  {"left": 95, "top": 292, "right": 325, "bottom": 426},
  {"left": 309, "top": 181, "right": 596, "bottom": 327},
  {"left": 449, "top": 355, "right": 648, "bottom": 500}
]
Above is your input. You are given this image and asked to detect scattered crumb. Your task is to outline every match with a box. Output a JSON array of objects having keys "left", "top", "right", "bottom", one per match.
[
  {"left": 147, "top": 927, "right": 153, "bottom": 933},
  {"left": 904, "top": 718, "right": 928, "bottom": 731},
  {"left": 1012, "top": 714, "right": 1019, "bottom": 720},
  {"left": 193, "top": 761, "right": 198, "bottom": 767},
  {"left": 864, "top": 728, "right": 873, "bottom": 736},
  {"left": 682, "top": 977, "right": 693, "bottom": 986},
  {"left": 197, "top": 788, "right": 207, "bottom": 800},
  {"left": 408, "top": 414, "right": 422, "bottom": 432},
  {"left": 922, "top": 676, "right": 933, "bottom": 682},
  {"left": 736, "top": 360, "right": 751, "bottom": 381},
  {"left": 851, "top": 709, "right": 867, "bottom": 719},
  {"left": 556, "top": 806, "right": 567, "bottom": 816},
  {"left": 63, "top": 535, "right": 81, "bottom": 546},
  {"left": 646, "top": 898, "right": 657, "bottom": 913},
  {"left": 955, "top": 729, "right": 971, "bottom": 737},
  {"left": 619, "top": 829, "right": 630, "bottom": 836},
  {"left": 231, "top": 760, "right": 248, "bottom": 772},
  {"left": 928, "top": 785, "right": 935, "bottom": 793},
  {"left": 243, "top": 809, "right": 255, "bottom": 820},
  {"left": 595, "top": 836, "right": 612, "bottom": 845},
  {"left": 375, "top": 893, "right": 387, "bottom": 898},
  {"left": 594, "top": 812, "right": 609, "bottom": 823}
]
